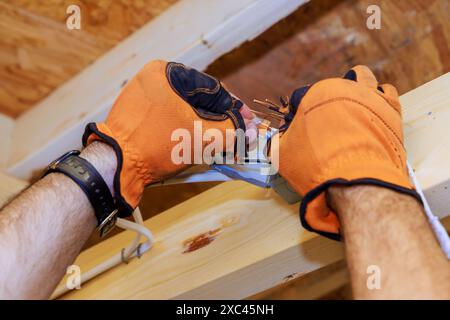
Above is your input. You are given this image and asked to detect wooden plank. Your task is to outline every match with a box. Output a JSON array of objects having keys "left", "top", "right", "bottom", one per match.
[
  {"left": 6, "top": 0, "right": 308, "bottom": 180},
  {"left": 248, "top": 260, "right": 350, "bottom": 300},
  {"left": 402, "top": 73, "right": 450, "bottom": 217},
  {"left": 59, "top": 181, "right": 344, "bottom": 299},
  {"left": 58, "top": 73, "right": 450, "bottom": 299},
  {"left": 0, "top": 172, "right": 28, "bottom": 207},
  {"left": 0, "top": 114, "right": 14, "bottom": 168},
  {"left": 251, "top": 215, "right": 450, "bottom": 300}
]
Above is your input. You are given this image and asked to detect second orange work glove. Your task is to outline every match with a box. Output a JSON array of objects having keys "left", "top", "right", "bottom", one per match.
[
  {"left": 83, "top": 60, "right": 247, "bottom": 217},
  {"left": 277, "top": 65, "right": 422, "bottom": 240}
]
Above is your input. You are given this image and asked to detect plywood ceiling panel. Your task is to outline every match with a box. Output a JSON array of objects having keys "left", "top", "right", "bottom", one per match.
[
  {"left": 0, "top": 0, "right": 178, "bottom": 117},
  {"left": 208, "top": 0, "right": 450, "bottom": 105}
]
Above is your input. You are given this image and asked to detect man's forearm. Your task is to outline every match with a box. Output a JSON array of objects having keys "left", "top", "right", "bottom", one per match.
[
  {"left": 327, "top": 185, "right": 450, "bottom": 299},
  {"left": 0, "top": 142, "right": 116, "bottom": 299}
]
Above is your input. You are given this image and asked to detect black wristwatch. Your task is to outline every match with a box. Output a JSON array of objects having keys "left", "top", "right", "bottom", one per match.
[{"left": 44, "top": 150, "right": 118, "bottom": 237}]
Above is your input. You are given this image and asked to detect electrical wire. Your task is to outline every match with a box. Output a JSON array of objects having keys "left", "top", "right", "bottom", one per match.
[
  {"left": 407, "top": 161, "right": 450, "bottom": 259},
  {"left": 52, "top": 207, "right": 154, "bottom": 298}
]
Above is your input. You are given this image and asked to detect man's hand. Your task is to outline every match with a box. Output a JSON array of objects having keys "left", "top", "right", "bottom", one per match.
[
  {"left": 83, "top": 60, "right": 255, "bottom": 218},
  {"left": 277, "top": 65, "right": 420, "bottom": 239},
  {"left": 0, "top": 61, "right": 256, "bottom": 299},
  {"left": 277, "top": 66, "right": 450, "bottom": 299}
]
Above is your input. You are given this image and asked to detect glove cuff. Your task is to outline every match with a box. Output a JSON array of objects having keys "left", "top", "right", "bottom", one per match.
[
  {"left": 299, "top": 159, "right": 422, "bottom": 240},
  {"left": 82, "top": 122, "right": 135, "bottom": 218}
]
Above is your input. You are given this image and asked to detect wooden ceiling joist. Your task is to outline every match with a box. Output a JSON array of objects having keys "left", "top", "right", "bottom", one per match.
[{"left": 0, "top": 114, "right": 14, "bottom": 168}]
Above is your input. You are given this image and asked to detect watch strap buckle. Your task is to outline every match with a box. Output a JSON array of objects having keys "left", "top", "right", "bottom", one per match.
[{"left": 97, "top": 209, "right": 119, "bottom": 237}]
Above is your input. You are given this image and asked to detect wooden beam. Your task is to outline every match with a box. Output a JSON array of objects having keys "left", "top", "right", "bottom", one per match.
[
  {"left": 0, "top": 172, "right": 28, "bottom": 207},
  {"left": 251, "top": 218, "right": 450, "bottom": 300},
  {"left": 402, "top": 72, "right": 450, "bottom": 217},
  {"left": 59, "top": 181, "right": 344, "bottom": 299},
  {"left": 57, "top": 73, "right": 450, "bottom": 299},
  {"left": 6, "top": 0, "right": 308, "bottom": 180},
  {"left": 0, "top": 114, "right": 14, "bottom": 168},
  {"left": 248, "top": 260, "right": 350, "bottom": 300}
]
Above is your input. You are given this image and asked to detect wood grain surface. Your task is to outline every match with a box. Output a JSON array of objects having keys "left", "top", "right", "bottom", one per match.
[{"left": 0, "top": 0, "right": 178, "bottom": 117}]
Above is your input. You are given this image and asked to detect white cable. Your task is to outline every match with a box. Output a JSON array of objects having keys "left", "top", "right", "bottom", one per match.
[
  {"left": 407, "top": 161, "right": 450, "bottom": 259},
  {"left": 52, "top": 207, "right": 154, "bottom": 298}
]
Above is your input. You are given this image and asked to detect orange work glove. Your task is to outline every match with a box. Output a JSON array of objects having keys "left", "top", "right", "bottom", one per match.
[
  {"left": 83, "top": 60, "right": 248, "bottom": 217},
  {"left": 278, "top": 65, "right": 421, "bottom": 240}
]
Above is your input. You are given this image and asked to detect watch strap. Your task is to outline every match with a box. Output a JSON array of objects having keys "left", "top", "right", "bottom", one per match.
[{"left": 45, "top": 151, "right": 118, "bottom": 236}]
